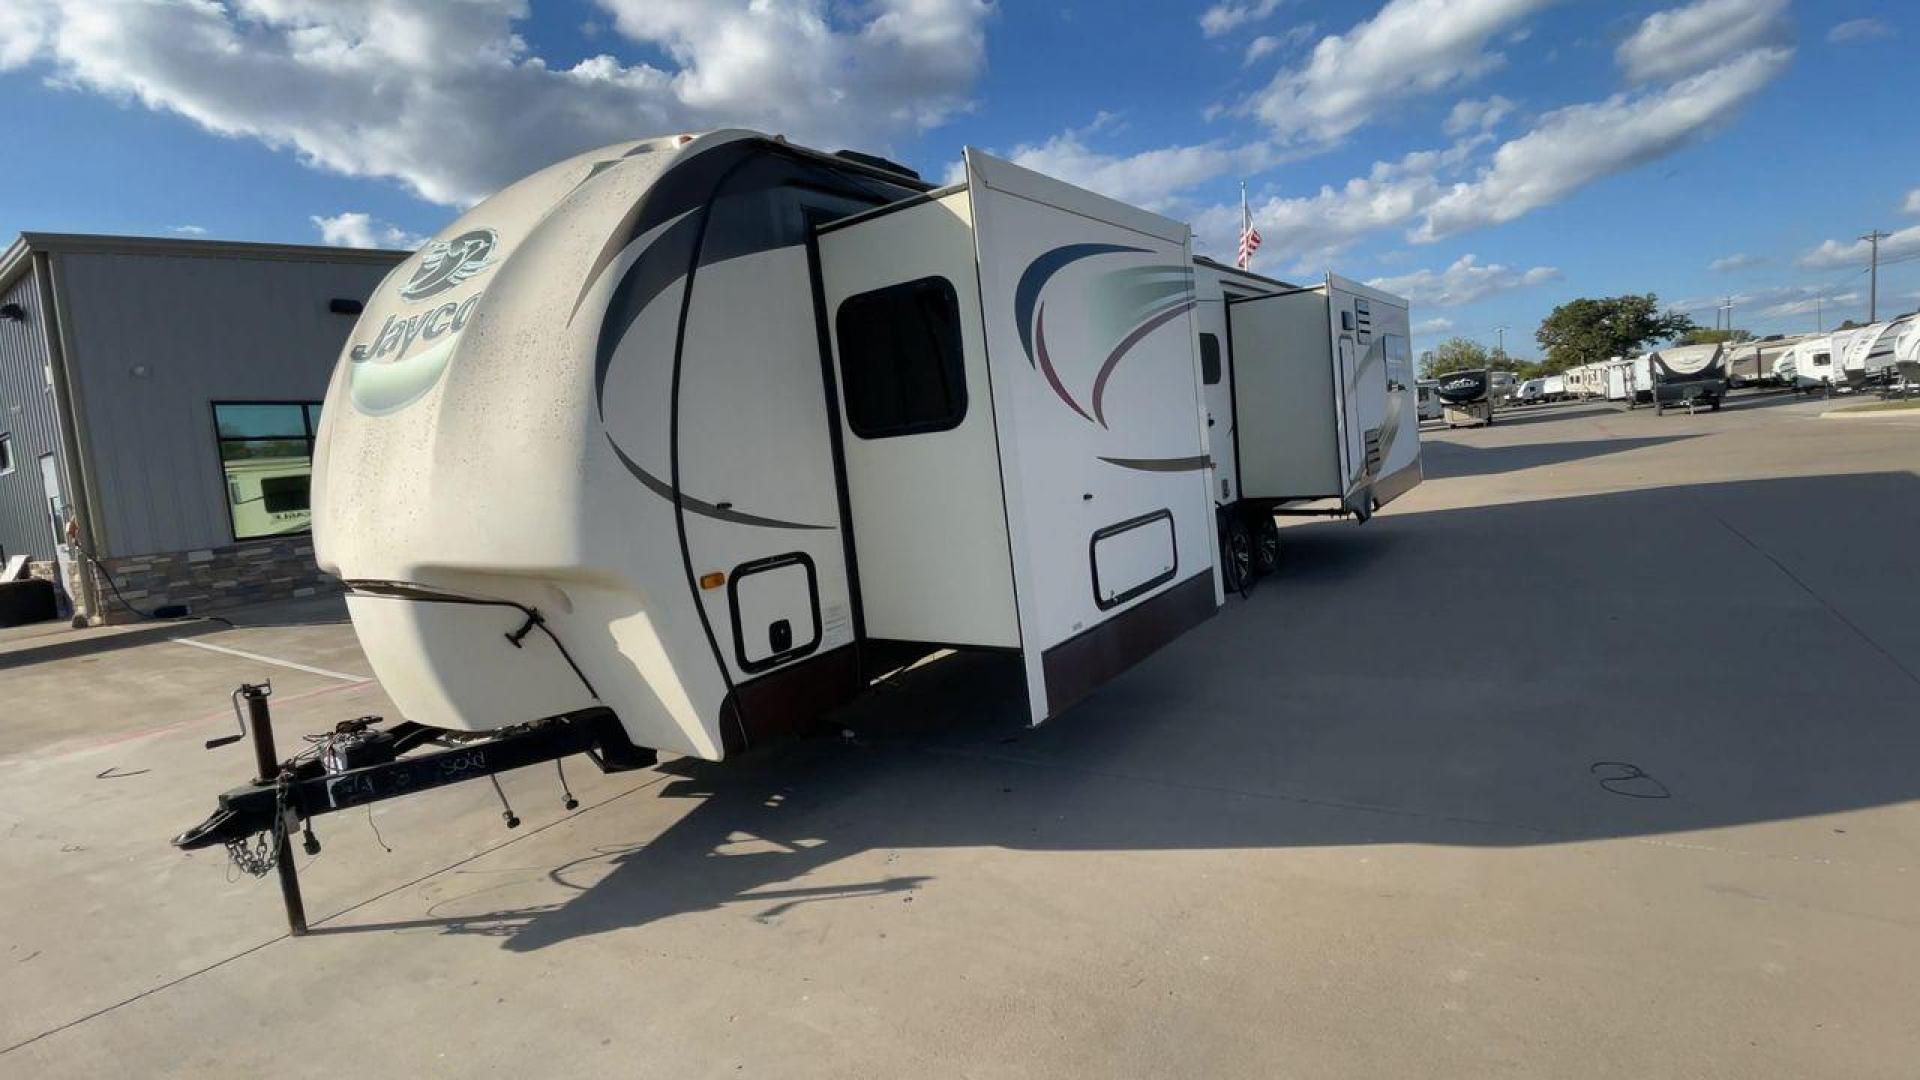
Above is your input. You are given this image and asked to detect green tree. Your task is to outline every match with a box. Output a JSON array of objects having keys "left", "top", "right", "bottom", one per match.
[
  {"left": 1677, "top": 327, "right": 1753, "bottom": 346},
  {"left": 1421, "top": 337, "right": 1492, "bottom": 378},
  {"left": 1534, "top": 294, "right": 1698, "bottom": 371}
]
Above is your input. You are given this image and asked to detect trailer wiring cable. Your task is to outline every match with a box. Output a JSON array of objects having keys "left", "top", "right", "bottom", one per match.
[
  {"left": 72, "top": 542, "right": 234, "bottom": 627},
  {"left": 343, "top": 581, "right": 600, "bottom": 701}
]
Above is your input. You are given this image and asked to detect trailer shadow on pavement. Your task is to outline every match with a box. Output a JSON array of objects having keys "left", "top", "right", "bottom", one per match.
[
  {"left": 1420, "top": 434, "right": 1699, "bottom": 479},
  {"left": 298, "top": 469, "right": 1920, "bottom": 953}
]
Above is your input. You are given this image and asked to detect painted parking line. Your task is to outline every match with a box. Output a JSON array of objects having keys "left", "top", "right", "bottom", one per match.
[{"left": 168, "top": 637, "right": 371, "bottom": 684}]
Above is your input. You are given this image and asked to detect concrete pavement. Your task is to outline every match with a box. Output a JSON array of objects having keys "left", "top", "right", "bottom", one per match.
[{"left": 2, "top": 391, "right": 1917, "bottom": 1078}]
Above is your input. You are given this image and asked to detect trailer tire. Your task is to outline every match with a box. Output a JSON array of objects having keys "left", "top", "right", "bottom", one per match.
[
  {"left": 1709, "top": 399, "right": 1721, "bottom": 412},
  {"left": 1221, "top": 516, "right": 1254, "bottom": 597},
  {"left": 1251, "top": 515, "right": 1281, "bottom": 577}
]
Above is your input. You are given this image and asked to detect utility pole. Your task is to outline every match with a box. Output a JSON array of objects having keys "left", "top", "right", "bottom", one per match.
[
  {"left": 1863, "top": 230, "right": 1890, "bottom": 322},
  {"left": 1493, "top": 324, "right": 1509, "bottom": 361}
]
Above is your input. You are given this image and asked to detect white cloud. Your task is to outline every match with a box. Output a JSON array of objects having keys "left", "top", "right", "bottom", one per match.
[
  {"left": 1196, "top": 38, "right": 1789, "bottom": 261},
  {"left": 1442, "top": 95, "right": 1516, "bottom": 136},
  {"left": 1798, "top": 222, "right": 1920, "bottom": 269},
  {"left": 1, "top": 0, "right": 992, "bottom": 207},
  {"left": 1368, "top": 254, "right": 1559, "bottom": 307},
  {"left": 1415, "top": 46, "right": 1792, "bottom": 241},
  {"left": 1757, "top": 290, "right": 1856, "bottom": 320},
  {"left": 1709, "top": 252, "right": 1763, "bottom": 272},
  {"left": 311, "top": 212, "right": 423, "bottom": 250},
  {"left": 1676, "top": 282, "right": 1861, "bottom": 321},
  {"left": 997, "top": 121, "right": 1273, "bottom": 213},
  {"left": 1196, "top": 138, "right": 1486, "bottom": 265},
  {"left": 1828, "top": 18, "right": 1894, "bottom": 44},
  {"left": 1616, "top": 0, "right": 1792, "bottom": 84},
  {"left": 1201, "top": 0, "right": 1287, "bottom": 38},
  {"left": 1904, "top": 189, "right": 1920, "bottom": 215},
  {"left": 1413, "top": 316, "right": 1456, "bottom": 335},
  {"left": 1248, "top": 0, "right": 1548, "bottom": 144},
  {"left": 168, "top": 224, "right": 207, "bottom": 237},
  {"left": 1243, "top": 25, "right": 1314, "bottom": 66}
]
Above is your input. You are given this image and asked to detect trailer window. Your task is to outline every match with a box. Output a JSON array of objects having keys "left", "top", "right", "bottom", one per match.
[
  {"left": 1199, "top": 333, "right": 1223, "bottom": 385},
  {"left": 836, "top": 276, "right": 968, "bottom": 439}
]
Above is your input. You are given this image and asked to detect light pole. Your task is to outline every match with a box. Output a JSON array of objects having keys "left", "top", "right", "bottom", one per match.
[{"left": 1863, "top": 230, "right": 1890, "bottom": 322}]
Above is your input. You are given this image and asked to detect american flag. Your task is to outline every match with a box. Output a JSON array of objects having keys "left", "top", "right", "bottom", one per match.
[
  {"left": 1236, "top": 182, "right": 1260, "bottom": 269},
  {"left": 1236, "top": 221, "right": 1262, "bottom": 269}
]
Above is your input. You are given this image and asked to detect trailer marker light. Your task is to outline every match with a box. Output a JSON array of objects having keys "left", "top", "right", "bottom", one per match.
[{"left": 699, "top": 572, "right": 725, "bottom": 590}]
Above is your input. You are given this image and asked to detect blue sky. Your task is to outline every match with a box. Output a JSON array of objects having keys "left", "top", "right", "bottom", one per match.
[{"left": 2, "top": 0, "right": 1915, "bottom": 357}]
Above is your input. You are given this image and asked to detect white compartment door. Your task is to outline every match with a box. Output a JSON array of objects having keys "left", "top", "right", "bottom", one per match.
[{"left": 815, "top": 192, "right": 1020, "bottom": 649}]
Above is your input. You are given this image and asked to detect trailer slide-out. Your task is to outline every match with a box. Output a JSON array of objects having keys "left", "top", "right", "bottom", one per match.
[
  {"left": 173, "top": 130, "right": 1421, "bottom": 931},
  {"left": 1190, "top": 260, "right": 1420, "bottom": 580}
]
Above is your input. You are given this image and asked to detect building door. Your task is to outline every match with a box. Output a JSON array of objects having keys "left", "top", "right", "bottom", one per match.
[{"left": 39, "top": 454, "right": 63, "bottom": 553}]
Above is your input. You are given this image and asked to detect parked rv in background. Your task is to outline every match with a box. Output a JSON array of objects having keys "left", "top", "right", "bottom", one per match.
[
  {"left": 1838, "top": 317, "right": 1914, "bottom": 390},
  {"left": 1436, "top": 369, "right": 1494, "bottom": 427},
  {"left": 1417, "top": 379, "right": 1444, "bottom": 421},
  {"left": 1726, "top": 334, "right": 1809, "bottom": 387},
  {"left": 1490, "top": 370, "right": 1518, "bottom": 405},
  {"left": 1632, "top": 343, "right": 1726, "bottom": 413},
  {"left": 1778, "top": 335, "right": 1835, "bottom": 390},
  {"left": 1604, "top": 357, "right": 1634, "bottom": 402}
]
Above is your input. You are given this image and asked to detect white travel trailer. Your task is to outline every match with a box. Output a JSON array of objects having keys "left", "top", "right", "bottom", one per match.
[
  {"left": 308, "top": 131, "right": 1239, "bottom": 763},
  {"left": 1778, "top": 335, "right": 1835, "bottom": 389},
  {"left": 1632, "top": 343, "right": 1726, "bottom": 412},
  {"left": 1542, "top": 374, "right": 1566, "bottom": 401},
  {"left": 1604, "top": 357, "right": 1634, "bottom": 401},
  {"left": 174, "top": 132, "right": 1424, "bottom": 928},
  {"left": 1838, "top": 317, "right": 1913, "bottom": 386},
  {"left": 1725, "top": 334, "right": 1807, "bottom": 386},
  {"left": 1417, "top": 379, "right": 1444, "bottom": 420}
]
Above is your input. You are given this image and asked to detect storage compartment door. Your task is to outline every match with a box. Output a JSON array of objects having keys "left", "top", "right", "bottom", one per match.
[
  {"left": 729, "top": 553, "right": 821, "bottom": 672},
  {"left": 1228, "top": 291, "right": 1340, "bottom": 500}
]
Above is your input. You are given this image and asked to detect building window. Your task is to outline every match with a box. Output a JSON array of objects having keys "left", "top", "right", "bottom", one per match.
[
  {"left": 213, "top": 402, "right": 321, "bottom": 540},
  {"left": 835, "top": 276, "right": 968, "bottom": 439},
  {"left": 0, "top": 434, "right": 13, "bottom": 476},
  {"left": 1199, "top": 333, "right": 1223, "bottom": 386}
]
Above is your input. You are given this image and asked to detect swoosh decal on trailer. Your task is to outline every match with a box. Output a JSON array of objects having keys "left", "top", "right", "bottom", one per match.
[
  {"left": 1034, "top": 303, "right": 1094, "bottom": 423},
  {"left": 1015, "top": 243, "right": 1146, "bottom": 368},
  {"left": 1098, "top": 455, "right": 1214, "bottom": 472},
  {"left": 591, "top": 209, "right": 705, "bottom": 416},
  {"left": 1090, "top": 299, "right": 1196, "bottom": 427},
  {"left": 607, "top": 436, "right": 835, "bottom": 531}
]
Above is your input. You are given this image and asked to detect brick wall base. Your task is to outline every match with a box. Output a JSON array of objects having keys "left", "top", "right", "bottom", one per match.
[{"left": 80, "top": 536, "right": 341, "bottom": 625}]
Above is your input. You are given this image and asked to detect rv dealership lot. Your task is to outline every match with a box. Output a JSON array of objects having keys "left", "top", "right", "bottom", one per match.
[{"left": 4, "top": 392, "right": 1919, "bottom": 1078}]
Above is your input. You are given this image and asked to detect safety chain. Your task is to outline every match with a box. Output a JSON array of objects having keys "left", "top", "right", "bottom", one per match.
[{"left": 224, "top": 770, "right": 293, "bottom": 878}]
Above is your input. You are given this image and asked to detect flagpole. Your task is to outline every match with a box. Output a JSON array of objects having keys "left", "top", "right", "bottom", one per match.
[{"left": 1240, "top": 181, "right": 1249, "bottom": 270}]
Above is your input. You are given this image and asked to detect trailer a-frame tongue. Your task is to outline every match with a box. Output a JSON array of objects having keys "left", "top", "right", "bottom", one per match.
[{"left": 814, "top": 150, "right": 1221, "bottom": 724}]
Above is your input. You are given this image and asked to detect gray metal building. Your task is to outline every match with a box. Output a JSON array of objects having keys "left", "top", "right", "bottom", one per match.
[{"left": 0, "top": 234, "right": 405, "bottom": 623}]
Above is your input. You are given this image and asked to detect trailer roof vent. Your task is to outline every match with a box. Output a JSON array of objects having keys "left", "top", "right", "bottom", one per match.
[
  {"left": 833, "top": 149, "right": 921, "bottom": 182},
  {"left": 329, "top": 298, "right": 364, "bottom": 316}
]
